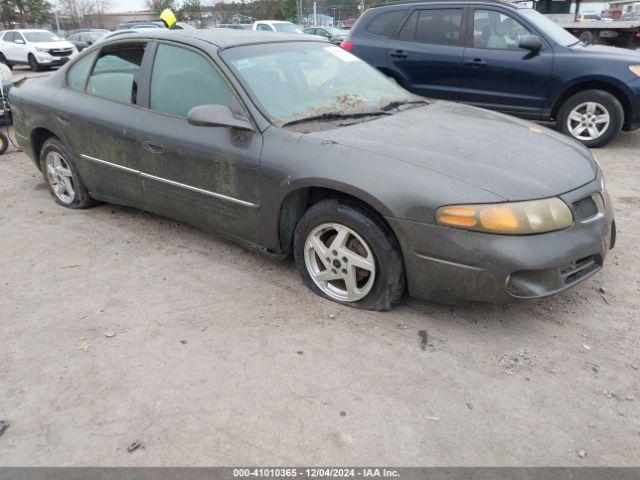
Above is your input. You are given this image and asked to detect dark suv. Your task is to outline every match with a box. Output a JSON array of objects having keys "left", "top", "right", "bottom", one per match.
[{"left": 343, "top": 0, "right": 640, "bottom": 147}]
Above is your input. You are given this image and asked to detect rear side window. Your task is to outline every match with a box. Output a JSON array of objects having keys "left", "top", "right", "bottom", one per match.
[
  {"left": 408, "top": 9, "right": 463, "bottom": 45},
  {"left": 87, "top": 43, "right": 146, "bottom": 104},
  {"left": 67, "top": 50, "right": 98, "bottom": 91},
  {"left": 150, "top": 43, "right": 233, "bottom": 118},
  {"left": 364, "top": 10, "right": 406, "bottom": 37}
]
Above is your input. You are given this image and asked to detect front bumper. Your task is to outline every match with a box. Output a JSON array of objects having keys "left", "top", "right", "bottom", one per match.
[
  {"left": 35, "top": 54, "right": 72, "bottom": 66},
  {"left": 389, "top": 176, "right": 615, "bottom": 304}
]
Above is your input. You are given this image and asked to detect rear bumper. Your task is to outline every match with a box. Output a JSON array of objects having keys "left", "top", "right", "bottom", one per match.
[{"left": 389, "top": 176, "right": 615, "bottom": 304}]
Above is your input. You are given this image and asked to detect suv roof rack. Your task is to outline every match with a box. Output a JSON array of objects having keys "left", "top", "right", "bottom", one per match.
[{"left": 371, "top": 0, "right": 520, "bottom": 9}]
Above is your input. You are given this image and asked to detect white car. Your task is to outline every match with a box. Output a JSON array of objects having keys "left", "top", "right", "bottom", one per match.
[
  {"left": 0, "top": 29, "right": 77, "bottom": 71},
  {"left": 252, "top": 21, "right": 302, "bottom": 33}
]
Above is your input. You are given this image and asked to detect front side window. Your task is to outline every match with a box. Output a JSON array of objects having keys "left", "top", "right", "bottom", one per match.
[
  {"left": 150, "top": 43, "right": 233, "bottom": 118},
  {"left": 3, "top": 32, "right": 16, "bottom": 42},
  {"left": 222, "top": 42, "right": 414, "bottom": 125},
  {"left": 473, "top": 10, "right": 532, "bottom": 50},
  {"left": 364, "top": 10, "right": 406, "bottom": 37},
  {"left": 87, "top": 43, "right": 146, "bottom": 104},
  {"left": 67, "top": 50, "right": 98, "bottom": 91},
  {"left": 413, "top": 9, "right": 463, "bottom": 45},
  {"left": 257, "top": 23, "right": 272, "bottom": 31}
]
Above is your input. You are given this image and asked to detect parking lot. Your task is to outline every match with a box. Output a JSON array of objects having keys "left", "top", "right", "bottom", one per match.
[{"left": 0, "top": 66, "right": 639, "bottom": 466}]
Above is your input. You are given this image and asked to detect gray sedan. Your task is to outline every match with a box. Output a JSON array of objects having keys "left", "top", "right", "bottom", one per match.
[{"left": 10, "top": 29, "right": 615, "bottom": 310}]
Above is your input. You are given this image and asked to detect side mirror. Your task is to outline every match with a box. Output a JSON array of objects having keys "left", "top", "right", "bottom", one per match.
[
  {"left": 187, "top": 104, "right": 253, "bottom": 131},
  {"left": 518, "top": 35, "right": 543, "bottom": 52},
  {"left": 15, "top": 39, "right": 25, "bottom": 44},
  {"left": 87, "top": 40, "right": 93, "bottom": 45}
]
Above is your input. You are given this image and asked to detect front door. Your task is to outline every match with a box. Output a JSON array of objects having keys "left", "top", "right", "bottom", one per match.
[
  {"left": 136, "top": 42, "right": 263, "bottom": 244},
  {"left": 386, "top": 8, "right": 466, "bottom": 100},
  {"left": 460, "top": 8, "right": 553, "bottom": 118}
]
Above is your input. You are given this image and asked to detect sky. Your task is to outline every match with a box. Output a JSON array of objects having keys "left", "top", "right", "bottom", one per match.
[{"left": 109, "top": 0, "right": 148, "bottom": 12}]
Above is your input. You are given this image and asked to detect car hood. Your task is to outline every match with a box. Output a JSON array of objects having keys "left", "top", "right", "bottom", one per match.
[
  {"left": 574, "top": 43, "right": 640, "bottom": 62},
  {"left": 307, "top": 101, "right": 597, "bottom": 201},
  {"left": 34, "top": 41, "right": 74, "bottom": 49}
]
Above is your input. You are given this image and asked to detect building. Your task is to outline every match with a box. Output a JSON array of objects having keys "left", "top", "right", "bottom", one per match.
[{"left": 608, "top": 0, "right": 640, "bottom": 13}]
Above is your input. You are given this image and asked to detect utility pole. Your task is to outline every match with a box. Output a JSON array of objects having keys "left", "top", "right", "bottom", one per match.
[{"left": 313, "top": 1, "right": 317, "bottom": 26}]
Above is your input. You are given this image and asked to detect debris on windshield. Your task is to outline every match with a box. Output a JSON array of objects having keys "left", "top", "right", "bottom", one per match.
[{"left": 0, "top": 420, "right": 9, "bottom": 437}]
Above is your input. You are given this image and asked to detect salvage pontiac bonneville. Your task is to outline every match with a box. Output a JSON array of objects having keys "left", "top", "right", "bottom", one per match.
[{"left": 10, "top": 29, "right": 616, "bottom": 310}]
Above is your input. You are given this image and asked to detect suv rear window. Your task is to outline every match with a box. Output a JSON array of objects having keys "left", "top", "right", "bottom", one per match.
[{"left": 364, "top": 10, "right": 406, "bottom": 37}]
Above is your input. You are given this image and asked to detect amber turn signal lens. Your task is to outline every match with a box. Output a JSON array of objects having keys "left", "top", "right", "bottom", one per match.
[{"left": 629, "top": 66, "right": 640, "bottom": 77}]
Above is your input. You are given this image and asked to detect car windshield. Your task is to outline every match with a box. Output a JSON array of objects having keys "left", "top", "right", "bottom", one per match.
[
  {"left": 223, "top": 42, "right": 416, "bottom": 126},
  {"left": 24, "top": 31, "right": 61, "bottom": 43},
  {"left": 274, "top": 22, "right": 299, "bottom": 33},
  {"left": 519, "top": 9, "right": 580, "bottom": 46}
]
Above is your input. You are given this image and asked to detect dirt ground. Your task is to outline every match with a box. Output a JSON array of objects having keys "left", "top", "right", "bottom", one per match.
[{"left": 0, "top": 68, "right": 639, "bottom": 466}]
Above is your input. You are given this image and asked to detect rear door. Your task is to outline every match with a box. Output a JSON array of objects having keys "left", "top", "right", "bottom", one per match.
[
  {"left": 460, "top": 8, "right": 553, "bottom": 118},
  {"left": 57, "top": 41, "right": 150, "bottom": 207},
  {"left": 1, "top": 32, "right": 18, "bottom": 61},
  {"left": 135, "top": 41, "right": 263, "bottom": 243},
  {"left": 386, "top": 7, "right": 466, "bottom": 100}
]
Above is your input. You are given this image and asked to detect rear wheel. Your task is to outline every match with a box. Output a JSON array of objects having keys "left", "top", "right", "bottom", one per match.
[
  {"left": 39, "top": 138, "right": 97, "bottom": 209},
  {"left": 293, "top": 199, "right": 405, "bottom": 311},
  {"left": 578, "top": 30, "right": 595, "bottom": 45},
  {"left": 0, "top": 53, "right": 12, "bottom": 70},
  {"left": 556, "top": 89, "right": 623, "bottom": 148}
]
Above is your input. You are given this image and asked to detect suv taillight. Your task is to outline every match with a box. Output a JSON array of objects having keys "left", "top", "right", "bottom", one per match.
[{"left": 341, "top": 41, "right": 353, "bottom": 51}]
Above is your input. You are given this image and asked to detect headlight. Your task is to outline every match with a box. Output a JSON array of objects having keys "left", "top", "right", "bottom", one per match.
[
  {"left": 630, "top": 65, "right": 640, "bottom": 77},
  {"left": 436, "top": 198, "right": 573, "bottom": 235},
  {"left": 35, "top": 47, "right": 49, "bottom": 53}
]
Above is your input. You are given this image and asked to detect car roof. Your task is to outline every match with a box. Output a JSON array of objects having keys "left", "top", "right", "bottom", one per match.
[
  {"left": 9, "top": 29, "right": 53, "bottom": 33},
  {"left": 102, "top": 28, "right": 318, "bottom": 48},
  {"left": 371, "top": 0, "right": 523, "bottom": 10}
]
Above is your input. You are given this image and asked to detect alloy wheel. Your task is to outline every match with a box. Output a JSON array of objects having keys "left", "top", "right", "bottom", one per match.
[
  {"left": 567, "top": 102, "right": 610, "bottom": 141},
  {"left": 45, "top": 151, "right": 76, "bottom": 204},
  {"left": 304, "top": 223, "right": 376, "bottom": 302}
]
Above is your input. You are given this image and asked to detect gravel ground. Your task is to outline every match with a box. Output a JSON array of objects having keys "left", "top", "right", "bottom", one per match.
[{"left": 0, "top": 74, "right": 638, "bottom": 465}]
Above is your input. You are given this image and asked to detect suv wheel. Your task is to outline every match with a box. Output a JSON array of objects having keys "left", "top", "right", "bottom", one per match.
[
  {"left": 293, "top": 199, "right": 405, "bottom": 311},
  {"left": 28, "top": 54, "right": 43, "bottom": 72},
  {"left": 556, "top": 89, "right": 623, "bottom": 148},
  {"left": 0, "top": 53, "right": 12, "bottom": 70},
  {"left": 40, "top": 138, "right": 97, "bottom": 209}
]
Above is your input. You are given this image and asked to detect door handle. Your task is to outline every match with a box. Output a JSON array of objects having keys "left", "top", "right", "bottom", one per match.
[
  {"left": 466, "top": 58, "right": 486, "bottom": 68},
  {"left": 389, "top": 50, "right": 408, "bottom": 60},
  {"left": 142, "top": 139, "right": 165, "bottom": 155}
]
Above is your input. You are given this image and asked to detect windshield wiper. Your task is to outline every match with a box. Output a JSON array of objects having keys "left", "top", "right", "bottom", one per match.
[
  {"left": 380, "top": 99, "right": 429, "bottom": 111},
  {"left": 281, "top": 111, "right": 391, "bottom": 127}
]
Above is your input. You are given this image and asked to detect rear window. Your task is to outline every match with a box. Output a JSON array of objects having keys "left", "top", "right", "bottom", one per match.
[{"left": 364, "top": 10, "right": 406, "bottom": 37}]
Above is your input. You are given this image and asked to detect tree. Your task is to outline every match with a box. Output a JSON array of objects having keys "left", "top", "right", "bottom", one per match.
[
  {"left": 145, "top": 0, "right": 178, "bottom": 15},
  {"left": 58, "top": 0, "right": 94, "bottom": 27},
  {"left": 180, "top": 0, "right": 203, "bottom": 26}
]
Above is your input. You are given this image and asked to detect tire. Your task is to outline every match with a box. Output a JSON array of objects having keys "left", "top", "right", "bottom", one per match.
[
  {"left": 0, "top": 132, "right": 8, "bottom": 155},
  {"left": 579, "top": 30, "right": 595, "bottom": 46},
  {"left": 293, "top": 199, "right": 405, "bottom": 311},
  {"left": 39, "top": 137, "right": 97, "bottom": 209},
  {"left": 0, "top": 53, "right": 12, "bottom": 70},
  {"left": 556, "top": 89, "right": 624, "bottom": 148},
  {"left": 28, "top": 53, "right": 43, "bottom": 72}
]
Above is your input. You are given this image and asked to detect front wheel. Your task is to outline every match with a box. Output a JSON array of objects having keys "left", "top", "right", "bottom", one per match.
[
  {"left": 556, "top": 89, "right": 623, "bottom": 148},
  {"left": 293, "top": 199, "right": 405, "bottom": 311},
  {"left": 28, "top": 54, "right": 44, "bottom": 72}
]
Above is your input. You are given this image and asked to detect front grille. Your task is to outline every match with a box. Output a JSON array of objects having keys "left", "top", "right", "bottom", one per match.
[
  {"left": 573, "top": 195, "right": 599, "bottom": 221},
  {"left": 49, "top": 49, "right": 72, "bottom": 57}
]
